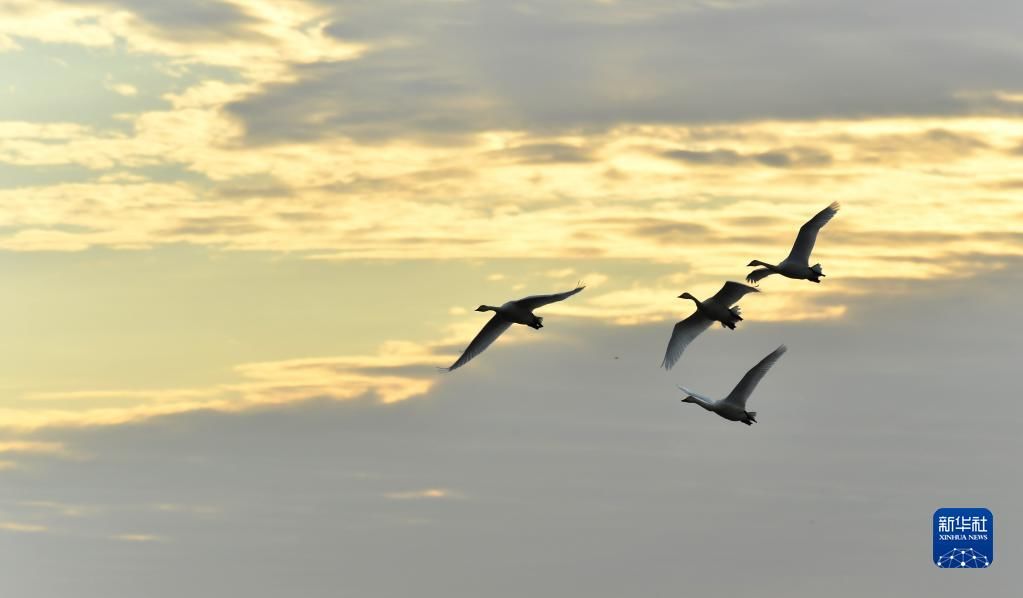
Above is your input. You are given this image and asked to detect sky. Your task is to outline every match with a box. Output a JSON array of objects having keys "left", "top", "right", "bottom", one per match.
[{"left": 0, "top": 0, "right": 1020, "bottom": 596}]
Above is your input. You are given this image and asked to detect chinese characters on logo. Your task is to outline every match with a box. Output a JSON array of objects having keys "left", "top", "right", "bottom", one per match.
[{"left": 937, "top": 515, "right": 988, "bottom": 534}]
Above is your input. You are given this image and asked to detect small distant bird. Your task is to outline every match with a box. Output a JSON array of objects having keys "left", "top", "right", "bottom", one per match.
[
  {"left": 441, "top": 285, "right": 585, "bottom": 372},
  {"left": 678, "top": 345, "right": 787, "bottom": 426},
  {"left": 661, "top": 281, "right": 759, "bottom": 370},
  {"left": 746, "top": 202, "right": 839, "bottom": 284}
]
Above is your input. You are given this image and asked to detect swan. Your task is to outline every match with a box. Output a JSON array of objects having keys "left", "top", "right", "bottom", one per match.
[
  {"left": 678, "top": 345, "right": 787, "bottom": 426},
  {"left": 746, "top": 202, "right": 839, "bottom": 284},
  {"left": 661, "top": 281, "right": 759, "bottom": 370},
  {"left": 440, "top": 285, "right": 585, "bottom": 372}
]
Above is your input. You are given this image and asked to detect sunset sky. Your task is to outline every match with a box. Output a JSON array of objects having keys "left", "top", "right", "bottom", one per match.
[{"left": 1, "top": 1, "right": 1020, "bottom": 596}]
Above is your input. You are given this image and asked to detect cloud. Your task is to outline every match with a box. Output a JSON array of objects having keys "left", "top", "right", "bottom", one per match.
[
  {"left": 661, "top": 145, "right": 833, "bottom": 168},
  {"left": 0, "top": 442, "right": 74, "bottom": 471},
  {"left": 214, "top": 0, "right": 1023, "bottom": 143},
  {"left": 491, "top": 142, "right": 595, "bottom": 164},
  {"left": 1, "top": 342, "right": 443, "bottom": 430},
  {"left": 0, "top": 441, "right": 68, "bottom": 454},
  {"left": 60, "top": 0, "right": 260, "bottom": 41},
  {"left": 0, "top": 521, "right": 48, "bottom": 533},
  {"left": 18, "top": 501, "right": 91, "bottom": 517},
  {"left": 384, "top": 488, "right": 462, "bottom": 500},
  {"left": 3, "top": 116, "right": 1019, "bottom": 286},
  {"left": 106, "top": 82, "right": 138, "bottom": 97},
  {"left": 0, "top": 0, "right": 365, "bottom": 88},
  {"left": 0, "top": 33, "right": 19, "bottom": 52},
  {"left": 661, "top": 148, "right": 746, "bottom": 165}
]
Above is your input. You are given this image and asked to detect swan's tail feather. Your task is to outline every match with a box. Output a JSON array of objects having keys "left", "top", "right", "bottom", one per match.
[
  {"left": 810, "top": 263, "right": 823, "bottom": 274},
  {"left": 746, "top": 411, "right": 757, "bottom": 423}
]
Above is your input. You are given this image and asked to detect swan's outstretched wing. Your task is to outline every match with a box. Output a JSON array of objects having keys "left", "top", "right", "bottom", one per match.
[
  {"left": 785, "top": 202, "right": 839, "bottom": 265},
  {"left": 440, "top": 316, "right": 513, "bottom": 372},
  {"left": 661, "top": 311, "right": 713, "bottom": 370},
  {"left": 722, "top": 345, "right": 787, "bottom": 408},
  {"left": 514, "top": 285, "right": 585, "bottom": 311},
  {"left": 708, "top": 281, "right": 760, "bottom": 307},
  {"left": 745, "top": 268, "right": 774, "bottom": 284}
]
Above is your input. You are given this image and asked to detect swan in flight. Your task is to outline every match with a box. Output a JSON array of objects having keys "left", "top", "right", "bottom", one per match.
[
  {"left": 679, "top": 345, "right": 787, "bottom": 426},
  {"left": 441, "top": 285, "right": 585, "bottom": 372},
  {"left": 746, "top": 202, "right": 839, "bottom": 284},
  {"left": 661, "top": 281, "right": 759, "bottom": 370}
]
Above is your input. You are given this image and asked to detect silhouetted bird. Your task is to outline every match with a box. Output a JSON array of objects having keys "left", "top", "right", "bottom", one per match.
[
  {"left": 747, "top": 202, "right": 839, "bottom": 284},
  {"left": 441, "top": 285, "right": 585, "bottom": 372},
  {"left": 678, "top": 345, "right": 787, "bottom": 426},
  {"left": 661, "top": 281, "right": 759, "bottom": 370}
]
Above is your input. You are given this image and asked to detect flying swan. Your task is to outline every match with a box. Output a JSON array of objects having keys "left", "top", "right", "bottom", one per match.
[
  {"left": 678, "top": 345, "right": 787, "bottom": 426},
  {"left": 661, "top": 281, "right": 759, "bottom": 370},
  {"left": 441, "top": 285, "right": 585, "bottom": 372},
  {"left": 746, "top": 202, "right": 840, "bottom": 284}
]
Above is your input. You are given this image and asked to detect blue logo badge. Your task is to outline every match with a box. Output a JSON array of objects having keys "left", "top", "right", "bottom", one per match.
[{"left": 933, "top": 508, "right": 993, "bottom": 568}]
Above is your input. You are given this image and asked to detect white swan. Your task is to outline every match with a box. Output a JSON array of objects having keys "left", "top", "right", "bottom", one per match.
[
  {"left": 679, "top": 345, "right": 787, "bottom": 426},
  {"left": 441, "top": 285, "right": 585, "bottom": 372},
  {"left": 747, "top": 202, "right": 839, "bottom": 284},
  {"left": 661, "top": 281, "right": 759, "bottom": 370}
]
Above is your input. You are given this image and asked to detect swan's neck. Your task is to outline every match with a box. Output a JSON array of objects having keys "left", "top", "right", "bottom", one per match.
[{"left": 686, "top": 395, "right": 715, "bottom": 410}]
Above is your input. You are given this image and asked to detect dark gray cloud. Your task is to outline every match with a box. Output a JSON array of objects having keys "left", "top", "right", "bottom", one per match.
[
  {"left": 662, "top": 146, "right": 832, "bottom": 167},
  {"left": 662, "top": 148, "right": 745, "bottom": 165},
  {"left": 227, "top": 48, "right": 502, "bottom": 144},
  {"left": 61, "top": 0, "right": 261, "bottom": 40},
  {"left": 163, "top": 216, "right": 266, "bottom": 237},
  {"left": 630, "top": 220, "right": 712, "bottom": 240},
  {"left": 211, "top": 174, "right": 295, "bottom": 199},
  {"left": 2, "top": 266, "right": 1020, "bottom": 597},
  {"left": 490, "top": 143, "right": 595, "bottom": 164},
  {"left": 225, "top": 0, "right": 1023, "bottom": 142}
]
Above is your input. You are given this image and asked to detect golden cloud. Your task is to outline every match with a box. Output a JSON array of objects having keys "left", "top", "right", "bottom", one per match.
[
  {"left": 0, "top": 521, "right": 49, "bottom": 533},
  {"left": 0, "top": 336, "right": 463, "bottom": 430},
  {"left": 384, "top": 488, "right": 462, "bottom": 500}
]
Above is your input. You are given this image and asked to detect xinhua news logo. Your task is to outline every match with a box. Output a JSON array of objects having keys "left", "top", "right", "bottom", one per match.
[{"left": 933, "top": 508, "right": 993, "bottom": 569}]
